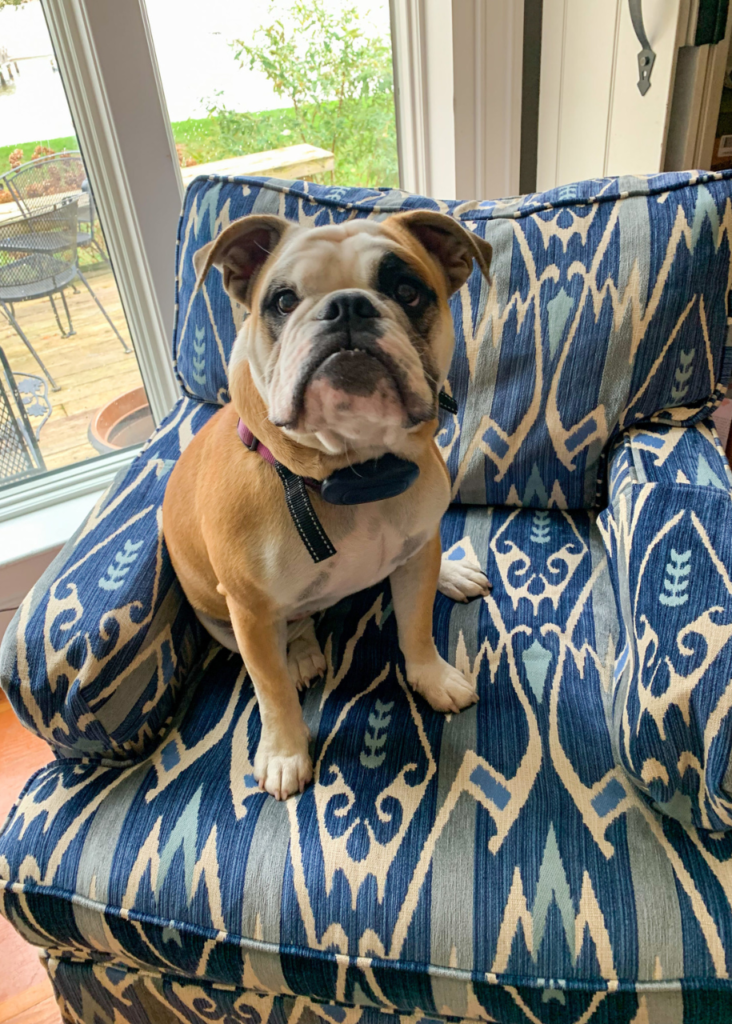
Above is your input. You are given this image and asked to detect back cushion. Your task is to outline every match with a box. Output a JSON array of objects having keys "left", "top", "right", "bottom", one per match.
[{"left": 173, "top": 171, "right": 732, "bottom": 508}]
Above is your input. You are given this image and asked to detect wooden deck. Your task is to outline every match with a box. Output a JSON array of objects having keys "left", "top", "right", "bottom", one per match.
[{"left": 0, "top": 266, "right": 143, "bottom": 473}]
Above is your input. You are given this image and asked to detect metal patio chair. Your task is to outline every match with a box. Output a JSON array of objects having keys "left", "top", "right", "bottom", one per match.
[
  {"left": 0, "top": 199, "right": 131, "bottom": 392},
  {"left": 13, "top": 369, "right": 51, "bottom": 439},
  {"left": 1, "top": 151, "right": 106, "bottom": 260},
  {"left": 0, "top": 346, "right": 46, "bottom": 484}
]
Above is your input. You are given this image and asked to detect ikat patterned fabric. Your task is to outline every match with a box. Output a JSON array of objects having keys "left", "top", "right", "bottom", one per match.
[
  {"left": 5, "top": 479, "right": 732, "bottom": 1022},
  {"left": 174, "top": 170, "right": 732, "bottom": 508},
  {"left": 600, "top": 418, "right": 732, "bottom": 833},
  {"left": 3, "top": 171, "right": 732, "bottom": 1024},
  {"left": 0, "top": 397, "right": 215, "bottom": 761}
]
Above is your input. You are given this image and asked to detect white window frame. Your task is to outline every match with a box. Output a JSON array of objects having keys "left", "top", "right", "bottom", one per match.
[
  {"left": 390, "top": 0, "right": 524, "bottom": 200},
  {"left": 2, "top": 0, "right": 525, "bottom": 557}
]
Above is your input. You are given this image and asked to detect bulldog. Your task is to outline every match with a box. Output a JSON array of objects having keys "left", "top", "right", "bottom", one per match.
[{"left": 162, "top": 209, "right": 492, "bottom": 800}]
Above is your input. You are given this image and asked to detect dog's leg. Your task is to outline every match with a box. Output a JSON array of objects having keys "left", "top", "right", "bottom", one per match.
[
  {"left": 438, "top": 553, "right": 491, "bottom": 602},
  {"left": 287, "top": 617, "right": 326, "bottom": 691},
  {"left": 226, "top": 595, "right": 312, "bottom": 800},
  {"left": 390, "top": 532, "right": 478, "bottom": 713},
  {"left": 194, "top": 609, "right": 240, "bottom": 652}
]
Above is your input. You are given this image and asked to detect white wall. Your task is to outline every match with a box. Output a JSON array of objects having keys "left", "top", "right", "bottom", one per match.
[{"left": 537, "top": 0, "right": 685, "bottom": 191}]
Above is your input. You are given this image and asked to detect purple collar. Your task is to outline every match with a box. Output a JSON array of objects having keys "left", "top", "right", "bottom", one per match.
[{"left": 237, "top": 419, "right": 321, "bottom": 490}]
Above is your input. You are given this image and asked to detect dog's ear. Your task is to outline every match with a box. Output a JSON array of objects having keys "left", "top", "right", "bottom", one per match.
[
  {"left": 390, "top": 210, "right": 491, "bottom": 295},
  {"left": 193, "top": 215, "right": 292, "bottom": 308}
]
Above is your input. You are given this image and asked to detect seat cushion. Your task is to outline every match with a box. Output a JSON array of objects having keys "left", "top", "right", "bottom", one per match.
[
  {"left": 44, "top": 954, "right": 732, "bottom": 1024},
  {"left": 4, "top": 504, "right": 732, "bottom": 1019},
  {"left": 173, "top": 171, "right": 732, "bottom": 509}
]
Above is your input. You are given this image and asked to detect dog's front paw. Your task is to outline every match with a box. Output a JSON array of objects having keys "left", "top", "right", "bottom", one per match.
[
  {"left": 438, "top": 555, "right": 492, "bottom": 603},
  {"left": 255, "top": 726, "right": 312, "bottom": 800},
  {"left": 287, "top": 636, "right": 326, "bottom": 691},
  {"left": 407, "top": 657, "right": 478, "bottom": 713}
]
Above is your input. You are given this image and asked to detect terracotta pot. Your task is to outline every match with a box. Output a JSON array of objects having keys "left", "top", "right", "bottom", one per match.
[{"left": 88, "top": 387, "right": 154, "bottom": 454}]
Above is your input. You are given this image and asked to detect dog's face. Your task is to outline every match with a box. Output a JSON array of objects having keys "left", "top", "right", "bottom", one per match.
[{"left": 194, "top": 210, "right": 491, "bottom": 454}]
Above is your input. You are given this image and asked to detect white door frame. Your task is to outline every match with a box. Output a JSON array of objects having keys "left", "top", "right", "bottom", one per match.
[{"left": 390, "top": 0, "right": 525, "bottom": 200}]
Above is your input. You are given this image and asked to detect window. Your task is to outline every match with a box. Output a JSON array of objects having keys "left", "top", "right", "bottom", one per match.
[
  {"left": 0, "top": 0, "right": 150, "bottom": 494},
  {"left": 144, "top": 0, "right": 400, "bottom": 190},
  {"left": 0, "top": 0, "right": 521, "bottom": 544}
]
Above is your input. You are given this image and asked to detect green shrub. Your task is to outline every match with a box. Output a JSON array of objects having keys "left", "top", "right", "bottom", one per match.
[
  {"left": 0, "top": 1, "right": 399, "bottom": 188},
  {"left": 216, "top": 0, "right": 398, "bottom": 188}
]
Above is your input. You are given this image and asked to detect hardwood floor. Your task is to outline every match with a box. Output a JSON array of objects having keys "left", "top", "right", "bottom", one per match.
[
  {"left": 0, "top": 692, "right": 60, "bottom": 1024},
  {"left": 0, "top": 265, "right": 144, "bottom": 473}
]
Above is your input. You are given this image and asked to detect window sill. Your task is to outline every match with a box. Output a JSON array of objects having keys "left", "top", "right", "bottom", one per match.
[
  {"left": 0, "top": 490, "right": 102, "bottom": 567},
  {"left": 0, "top": 447, "right": 138, "bottom": 565}
]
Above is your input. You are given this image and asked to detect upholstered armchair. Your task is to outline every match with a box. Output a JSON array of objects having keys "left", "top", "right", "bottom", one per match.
[{"left": 3, "top": 170, "right": 732, "bottom": 1024}]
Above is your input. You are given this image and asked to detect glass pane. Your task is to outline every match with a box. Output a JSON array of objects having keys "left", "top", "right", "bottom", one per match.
[
  {"left": 0, "top": 0, "right": 149, "bottom": 491},
  {"left": 145, "top": 0, "right": 398, "bottom": 189}
]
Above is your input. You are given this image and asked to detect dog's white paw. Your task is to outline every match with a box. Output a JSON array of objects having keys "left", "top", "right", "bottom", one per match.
[
  {"left": 287, "top": 635, "right": 326, "bottom": 691},
  {"left": 407, "top": 657, "right": 478, "bottom": 713},
  {"left": 254, "top": 725, "right": 312, "bottom": 800},
  {"left": 438, "top": 555, "right": 492, "bottom": 603}
]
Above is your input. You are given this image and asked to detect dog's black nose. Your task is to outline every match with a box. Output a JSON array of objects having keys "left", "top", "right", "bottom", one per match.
[{"left": 320, "top": 291, "right": 380, "bottom": 323}]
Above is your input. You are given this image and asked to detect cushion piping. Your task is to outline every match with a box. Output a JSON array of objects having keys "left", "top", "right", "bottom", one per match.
[
  {"left": 183, "top": 168, "right": 732, "bottom": 223},
  {"left": 1, "top": 878, "right": 728, "bottom": 995}
]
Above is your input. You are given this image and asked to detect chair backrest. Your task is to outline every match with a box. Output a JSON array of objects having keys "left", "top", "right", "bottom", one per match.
[
  {"left": 3, "top": 152, "right": 86, "bottom": 216},
  {"left": 0, "top": 347, "right": 45, "bottom": 483},
  {"left": 13, "top": 372, "right": 51, "bottom": 439},
  {"left": 0, "top": 200, "right": 79, "bottom": 299},
  {"left": 173, "top": 172, "right": 732, "bottom": 509}
]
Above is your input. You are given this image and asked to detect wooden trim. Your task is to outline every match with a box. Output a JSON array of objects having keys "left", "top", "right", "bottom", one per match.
[
  {"left": 0, "top": 549, "right": 62, "bottom": 612},
  {"left": 390, "top": 0, "right": 525, "bottom": 199},
  {"left": 664, "top": 0, "right": 732, "bottom": 172},
  {"left": 389, "top": 0, "right": 430, "bottom": 195},
  {"left": 452, "top": 0, "right": 524, "bottom": 199},
  {"left": 537, "top": 0, "right": 687, "bottom": 190}
]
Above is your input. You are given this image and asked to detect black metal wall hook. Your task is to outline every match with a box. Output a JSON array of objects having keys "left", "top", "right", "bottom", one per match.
[{"left": 629, "top": 0, "right": 656, "bottom": 95}]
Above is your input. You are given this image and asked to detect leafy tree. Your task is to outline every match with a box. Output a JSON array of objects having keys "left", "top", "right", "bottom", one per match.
[{"left": 213, "top": 0, "right": 398, "bottom": 188}]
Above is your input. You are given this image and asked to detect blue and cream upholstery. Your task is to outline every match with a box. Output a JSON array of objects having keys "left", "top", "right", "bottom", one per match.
[{"left": 3, "top": 170, "right": 732, "bottom": 1024}]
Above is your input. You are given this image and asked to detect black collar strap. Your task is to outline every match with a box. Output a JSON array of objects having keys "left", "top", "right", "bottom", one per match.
[
  {"left": 438, "top": 390, "right": 458, "bottom": 414},
  {"left": 238, "top": 388, "right": 454, "bottom": 563},
  {"left": 273, "top": 462, "right": 337, "bottom": 562}
]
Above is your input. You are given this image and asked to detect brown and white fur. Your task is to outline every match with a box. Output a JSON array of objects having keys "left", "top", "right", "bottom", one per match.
[{"left": 163, "top": 210, "right": 492, "bottom": 800}]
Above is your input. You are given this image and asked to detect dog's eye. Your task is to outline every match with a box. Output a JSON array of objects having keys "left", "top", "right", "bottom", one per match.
[
  {"left": 395, "top": 280, "right": 421, "bottom": 307},
  {"left": 275, "top": 290, "right": 299, "bottom": 314}
]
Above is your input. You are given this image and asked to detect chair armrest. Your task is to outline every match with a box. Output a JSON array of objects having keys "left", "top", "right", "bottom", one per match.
[
  {"left": 0, "top": 398, "right": 215, "bottom": 760},
  {"left": 599, "top": 418, "right": 732, "bottom": 830}
]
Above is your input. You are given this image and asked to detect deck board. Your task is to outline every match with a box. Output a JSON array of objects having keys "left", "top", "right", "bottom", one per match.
[{"left": 0, "top": 266, "right": 144, "bottom": 473}]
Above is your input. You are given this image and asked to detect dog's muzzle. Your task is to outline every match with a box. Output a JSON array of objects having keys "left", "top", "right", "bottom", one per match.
[{"left": 279, "top": 290, "right": 433, "bottom": 429}]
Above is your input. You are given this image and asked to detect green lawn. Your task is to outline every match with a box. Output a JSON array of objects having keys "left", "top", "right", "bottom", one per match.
[
  {"left": 0, "top": 134, "right": 77, "bottom": 171},
  {"left": 0, "top": 113, "right": 294, "bottom": 174},
  {"left": 0, "top": 103, "right": 398, "bottom": 189}
]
